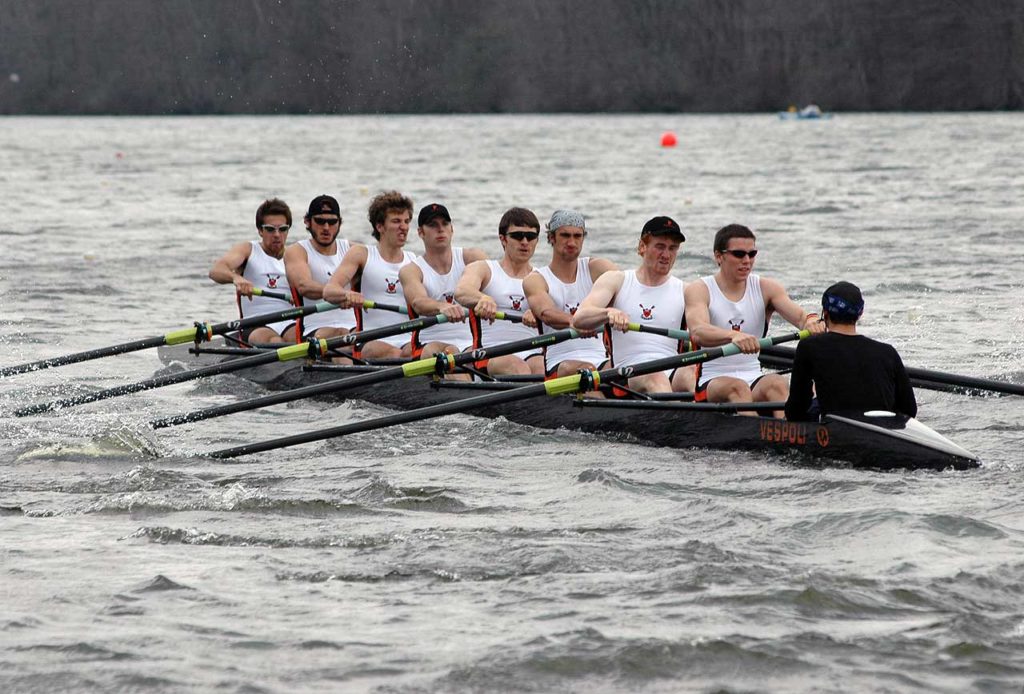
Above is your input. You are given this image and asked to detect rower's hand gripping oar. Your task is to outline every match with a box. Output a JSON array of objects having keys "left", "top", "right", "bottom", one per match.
[
  {"left": 150, "top": 328, "right": 581, "bottom": 429},
  {"left": 207, "top": 329, "right": 809, "bottom": 458},
  {"left": 0, "top": 299, "right": 344, "bottom": 378},
  {"left": 13, "top": 314, "right": 450, "bottom": 416}
]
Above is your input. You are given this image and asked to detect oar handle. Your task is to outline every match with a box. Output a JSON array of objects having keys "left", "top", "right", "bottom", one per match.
[
  {"left": 493, "top": 311, "right": 524, "bottom": 323},
  {"left": 626, "top": 323, "right": 690, "bottom": 341},
  {"left": 251, "top": 288, "right": 291, "bottom": 302},
  {"left": 362, "top": 300, "right": 408, "bottom": 314}
]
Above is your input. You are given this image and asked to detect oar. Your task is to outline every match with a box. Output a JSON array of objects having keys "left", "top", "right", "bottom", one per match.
[
  {"left": 250, "top": 288, "right": 291, "bottom": 302},
  {"left": 150, "top": 328, "right": 581, "bottom": 429},
  {"left": 0, "top": 300, "right": 343, "bottom": 378},
  {"left": 625, "top": 323, "right": 690, "bottom": 344},
  {"left": 760, "top": 344, "right": 1024, "bottom": 397},
  {"left": 13, "top": 314, "right": 449, "bottom": 416},
  {"left": 206, "top": 330, "right": 809, "bottom": 458},
  {"left": 362, "top": 300, "right": 407, "bottom": 314}
]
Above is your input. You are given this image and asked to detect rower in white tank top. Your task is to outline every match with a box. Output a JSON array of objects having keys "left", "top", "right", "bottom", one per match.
[
  {"left": 355, "top": 245, "right": 418, "bottom": 348},
  {"left": 536, "top": 257, "right": 606, "bottom": 371},
  {"left": 697, "top": 273, "right": 766, "bottom": 386},
  {"left": 296, "top": 237, "right": 356, "bottom": 335},
  {"left": 608, "top": 270, "right": 686, "bottom": 369},
  {"left": 410, "top": 247, "right": 473, "bottom": 352},
  {"left": 238, "top": 240, "right": 294, "bottom": 335},
  {"left": 471, "top": 259, "right": 539, "bottom": 360}
]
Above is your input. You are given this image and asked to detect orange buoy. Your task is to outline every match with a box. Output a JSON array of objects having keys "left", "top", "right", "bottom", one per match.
[{"left": 660, "top": 131, "right": 678, "bottom": 147}]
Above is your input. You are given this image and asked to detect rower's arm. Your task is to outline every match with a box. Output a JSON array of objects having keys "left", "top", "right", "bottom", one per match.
[
  {"left": 761, "top": 277, "right": 824, "bottom": 333},
  {"left": 400, "top": 264, "right": 438, "bottom": 316},
  {"left": 454, "top": 260, "right": 492, "bottom": 309},
  {"left": 209, "top": 242, "right": 255, "bottom": 296},
  {"left": 587, "top": 256, "right": 619, "bottom": 282},
  {"left": 463, "top": 247, "right": 489, "bottom": 264},
  {"left": 684, "top": 281, "right": 760, "bottom": 353},
  {"left": 522, "top": 272, "right": 567, "bottom": 328},
  {"left": 684, "top": 281, "right": 735, "bottom": 347},
  {"left": 572, "top": 271, "right": 625, "bottom": 330},
  {"left": 323, "top": 244, "right": 367, "bottom": 305},
  {"left": 284, "top": 244, "right": 321, "bottom": 299}
]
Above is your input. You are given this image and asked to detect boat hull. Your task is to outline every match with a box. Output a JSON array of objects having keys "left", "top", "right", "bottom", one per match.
[{"left": 157, "top": 342, "right": 979, "bottom": 471}]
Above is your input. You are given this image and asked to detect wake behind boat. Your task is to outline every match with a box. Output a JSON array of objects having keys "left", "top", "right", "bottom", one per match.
[{"left": 156, "top": 337, "right": 979, "bottom": 471}]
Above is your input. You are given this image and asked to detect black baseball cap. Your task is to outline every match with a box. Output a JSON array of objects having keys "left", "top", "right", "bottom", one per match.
[
  {"left": 306, "top": 195, "right": 340, "bottom": 218},
  {"left": 418, "top": 203, "right": 452, "bottom": 226},
  {"left": 640, "top": 216, "right": 685, "bottom": 242}
]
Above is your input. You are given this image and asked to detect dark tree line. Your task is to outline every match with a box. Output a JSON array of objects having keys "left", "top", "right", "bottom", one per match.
[{"left": 1, "top": 0, "right": 1021, "bottom": 114}]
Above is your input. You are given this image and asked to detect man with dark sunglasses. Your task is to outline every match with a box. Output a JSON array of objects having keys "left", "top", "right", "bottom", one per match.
[
  {"left": 572, "top": 216, "right": 695, "bottom": 394},
  {"left": 685, "top": 223, "right": 823, "bottom": 415},
  {"left": 284, "top": 195, "right": 355, "bottom": 342},
  {"left": 524, "top": 209, "right": 617, "bottom": 378},
  {"left": 455, "top": 207, "right": 545, "bottom": 376},
  {"left": 209, "top": 197, "right": 298, "bottom": 345}
]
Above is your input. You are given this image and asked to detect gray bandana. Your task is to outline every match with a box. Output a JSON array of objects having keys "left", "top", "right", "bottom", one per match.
[{"left": 546, "top": 209, "right": 586, "bottom": 232}]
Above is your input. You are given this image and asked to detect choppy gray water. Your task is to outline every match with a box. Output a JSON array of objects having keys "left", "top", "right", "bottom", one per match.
[{"left": 1, "top": 114, "right": 1022, "bottom": 693}]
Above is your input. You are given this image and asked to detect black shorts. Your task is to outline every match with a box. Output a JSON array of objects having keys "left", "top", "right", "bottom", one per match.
[{"left": 240, "top": 321, "right": 295, "bottom": 344}]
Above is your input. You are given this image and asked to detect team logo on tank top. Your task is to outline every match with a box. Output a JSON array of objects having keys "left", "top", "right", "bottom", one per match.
[
  {"left": 267, "top": 274, "right": 281, "bottom": 288},
  {"left": 639, "top": 303, "right": 655, "bottom": 320},
  {"left": 509, "top": 294, "right": 525, "bottom": 311},
  {"left": 565, "top": 302, "right": 579, "bottom": 315},
  {"left": 444, "top": 292, "right": 455, "bottom": 304},
  {"left": 729, "top": 317, "right": 745, "bottom": 331},
  {"left": 384, "top": 277, "right": 400, "bottom": 294}
]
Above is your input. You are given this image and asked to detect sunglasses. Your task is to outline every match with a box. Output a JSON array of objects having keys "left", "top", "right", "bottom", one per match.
[
  {"left": 260, "top": 224, "right": 290, "bottom": 233},
  {"left": 506, "top": 231, "right": 539, "bottom": 241},
  {"left": 312, "top": 217, "right": 341, "bottom": 226},
  {"left": 721, "top": 249, "right": 758, "bottom": 259}
]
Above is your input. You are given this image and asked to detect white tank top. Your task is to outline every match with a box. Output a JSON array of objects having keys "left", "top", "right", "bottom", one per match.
[
  {"left": 239, "top": 240, "right": 294, "bottom": 334},
  {"left": 697, "top": 274, "right": 766, "bottom": 386},
  {"left": 472, "top": 259, "right": 538, "bottom": 359},
  {"left": 410, "top": 247, "right": 473, "bottom": 351},
  {"left": 356, "top": 245, "right": 417, "bottom": 348},
  {"left": 297, "top": 237, "right": 356, "bottom": 334},
  {"left": 537, "top": 258, "right": 606, "bottom": 369},
  {"left": 608, "top": 270, "right": 686, "bottom": 368}
]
